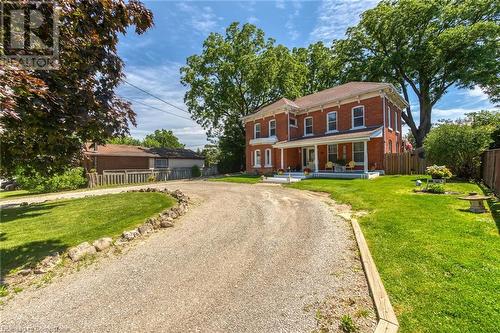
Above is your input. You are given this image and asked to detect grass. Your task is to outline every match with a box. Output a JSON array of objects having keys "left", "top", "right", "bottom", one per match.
[
  {"left": 288, "top": 176, "right": 499, "bottom": 333},
  {"left": 209, "top": 174, "right": 261, "bottom": 184},
  {"left": 0, "top": 192, "right": 175, "bottom": 279},
  {"left": 0, "top": 190, "right": 32, "bottom": 200}
]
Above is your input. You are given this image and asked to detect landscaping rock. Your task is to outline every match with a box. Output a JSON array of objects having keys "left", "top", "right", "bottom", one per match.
[
  {"left": 68, "top": 242, "right": 96, "bottom": 262},
  {"left": 93, "top": 237, "right": 113, "bottom": 252},
  {"left": 122, "top": 229, "right": 140, "bottom": 241},
  {"left": 160, "top": 219, "right": 174, "bottom": 228},
  {"left": 138, "top": 223, "right": 153, "bottom": 235},
  {"left": 34, "top": 268, "right": 46, "bottom": 274},
  {"left": 18, "top": 269, "right": 32, "bottom": 276}
]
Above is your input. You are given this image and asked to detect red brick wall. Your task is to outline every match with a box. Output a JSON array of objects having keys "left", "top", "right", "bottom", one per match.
[
  {"left": 384, "top": 97, "right": 403, "bottom": 153},
  {"left": 94, "top": 156, "right": 149, "bottom": 174}
]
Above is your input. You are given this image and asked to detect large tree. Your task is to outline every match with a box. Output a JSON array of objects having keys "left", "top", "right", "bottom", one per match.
[
  {"left": 142, "top": 129, "right": 184, "bottom": 148},
  {"left": 0, "top": 0, "right": 153, "bottom": 177},
  {"left": 334, "top": 0, "right": 499, "bottom": 147},
  {"left": 181, "top": 22, "right": 307, "bottom": 171}
]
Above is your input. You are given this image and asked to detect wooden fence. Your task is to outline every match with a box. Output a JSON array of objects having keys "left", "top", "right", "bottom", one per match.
[
  {"left": 383, "top": 148, "right": 427, "bottom": 175},
  {"left": 87, "top": 166, "right": 218, "bottom": 188},
  {"left": 482, "top": 149, "right": 500, "bottom": 196}
]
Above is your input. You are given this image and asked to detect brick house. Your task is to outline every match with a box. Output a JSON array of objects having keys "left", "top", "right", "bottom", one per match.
[
  {"left": 84, "top": 144, "right": 205, "bottom": 174},
  {"left": 243, "top": 82, "right": 407, "bottom": 175}
]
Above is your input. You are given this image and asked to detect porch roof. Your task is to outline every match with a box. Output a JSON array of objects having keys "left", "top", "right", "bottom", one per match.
[{"left": 273, "top": 126, "right": 383, "bottom": 148}]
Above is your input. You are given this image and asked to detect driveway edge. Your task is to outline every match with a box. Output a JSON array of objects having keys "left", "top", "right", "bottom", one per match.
[{"left": 350, "top": 218, "right": 399, "bottom": 333}]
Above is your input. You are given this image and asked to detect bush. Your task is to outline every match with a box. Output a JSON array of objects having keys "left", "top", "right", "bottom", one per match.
[
  {"left": 339, "top": 315, "right": 358, "bottom": 333},
  {"left": 191, "top": 164, "right": 201, "bottom": 177},
  {"left": 423, "top": 124, "right": 493, "bottom": 179},
  {"left": 147, "top": 175, "right": 156, "bottom": 182},
  {"left": 426, "top": 165, "right": 452, "bottom": 179},
  {"left": 426, "top": 184, "right": 446, "bottom": 194},
  {"left": 16, "top": 167, "right": 86, "bottom": 193}
]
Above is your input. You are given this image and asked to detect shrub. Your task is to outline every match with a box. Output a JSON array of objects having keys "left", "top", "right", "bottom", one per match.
[
  {"left": 16, "top": 167, "right": 86, "bottom": 193},
  {"left": 426, "top": 165, "right": 452, "bottom": 179},
  {"left": 147, "top": 174, "right": 156, "bottom": 182},
  {"left": 303, "top": 167, "right": 312, "bottom": 175},
  {"left": 277, "top": 168, "right": 284, "bottom": 175},
  {"left": 426, "top": 184, "right": 446, "bottom": 194},
  {"left": 191, "top": 164, "right": 201, "bottom": 177},
  {"left": 339, "top": 315, "right": 358, "bottom": 333},
  {"left": 423, "top": 123, "right": 493, "bottom": 179}
]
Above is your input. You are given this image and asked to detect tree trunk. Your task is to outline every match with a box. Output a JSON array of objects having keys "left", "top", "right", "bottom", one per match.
[{"left": 414, "top": 98, "right": 433, "bottom": 148}]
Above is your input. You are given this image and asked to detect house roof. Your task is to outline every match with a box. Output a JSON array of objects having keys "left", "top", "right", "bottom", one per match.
[
  {"left": 84, "top": 144, "right": 204, "bottom": 160},
  {"left": 243, "top": 81, "right": 408, "bottom": 122}
]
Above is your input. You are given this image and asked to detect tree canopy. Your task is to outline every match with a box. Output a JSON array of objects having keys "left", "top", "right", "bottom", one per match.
[
  {"left": 142, "top": 129, "right": 185, "bottom": 148},
  {"left": 0, "top": 0, "right": 154, "bottom": 177},
  {"left": 334, "top": 0, "right": 499, "bottom": 147}
]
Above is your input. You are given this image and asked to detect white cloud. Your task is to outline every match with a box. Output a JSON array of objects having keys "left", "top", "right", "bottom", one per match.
[
  {"left": 309, "top": 0, "right": 379, "bottom": 43},
  {"left": 465, "top": 86, "right": 489, "bottom": 101},
  {"left": 118, "top": 62, "right": 209, "bottom": 149},
  {"left": 285, "top": 1, "right": 302, "bottom": 41},
  {"left": 247, "top": 16, "right": 259, "bottom": 24},
  {"left": 176, "top": 2, "right": 221, "bottom": 35},
  {"left": 275, "top": 0, "right": 285, "bottom": 9}
]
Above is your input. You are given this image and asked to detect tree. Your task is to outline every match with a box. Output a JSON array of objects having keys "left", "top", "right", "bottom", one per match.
[
  {"left": 0, "top": 0, "right": 154, "bottom": 177},
  {"left": 201, "top": 144, "right": 221, "bottom": 167},
  {"left": 108, "top": 136, "right": 142, "bottom": 146},
  {"left": 423, "top": 123, "right": 493, "bottom": 179},
  {"left": 466, "top": 110, "right": 500, "bottom": 149},
  {"left": 181, "top": 22, "right": 306, "bottom": 171},
  {"left": 142, "top": 129, "right": 184, "bottom": 148},
  {"left": 334, "top": 0, "right": 499, "bottom": 147}
]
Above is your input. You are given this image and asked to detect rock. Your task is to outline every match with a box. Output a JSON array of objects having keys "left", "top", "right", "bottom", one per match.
[
  {"left": 147, "top": 217, "right": 161, "bottom": 229},
  {"left": 168, "top": 209, "right": 179, "bottom": 219},
  {"left": 20, "top": 202, "right": 29, "bottom": 207},
  {"left": 160, "top": 219, "right": 174, "bottom": 228},
  {"left": 138, "top": 223, "right": 153, "bottom": 235},
  {"left": 18, "top": 269, "right": 32, "bottom": 276},
  {"left": 40, "top": 252, "right": 61, "bottom": 268},
  {"left": 93, "top": 237, "right": 113, "bottom": 251},
  {"left": 34, "top": 268, "right": 46, "bottom": 274},
  {"left": 68, "top": 242, "right": 97, "bottom": 262},
  {"left": 122, "top": 229, "right": 140, "bottom": 241}
]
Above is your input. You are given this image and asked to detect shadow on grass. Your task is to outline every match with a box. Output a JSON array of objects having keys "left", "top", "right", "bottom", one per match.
[
  {"left": 1, "top": 239, "right": 68, "bottom": 282},
  {"left": 0, "top": 202, "right": 67, "bottom": 223},
  {"left": 478, "top": 184, "right": 499, "bottom": 233}
]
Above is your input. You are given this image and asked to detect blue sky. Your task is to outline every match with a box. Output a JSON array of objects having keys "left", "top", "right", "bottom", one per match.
[{"left": 117, "top": 0, "right": 497, "bottom": 149}]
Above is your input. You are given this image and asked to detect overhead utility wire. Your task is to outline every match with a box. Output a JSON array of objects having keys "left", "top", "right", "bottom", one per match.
[{"left": 119, "top": 95, "right": 193, "bottom": 121}]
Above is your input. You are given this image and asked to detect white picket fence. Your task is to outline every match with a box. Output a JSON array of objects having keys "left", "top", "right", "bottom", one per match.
[{"left": 87, "top": 166, "right": 218, "bottom": 188}]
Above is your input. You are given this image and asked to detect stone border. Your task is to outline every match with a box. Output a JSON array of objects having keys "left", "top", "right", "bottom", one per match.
[
  {"left": 7, "top": 188, "right": 189, "bottom": 287},
  {"left": 350, "top": 218, "right": 399, "bottom": 333}
]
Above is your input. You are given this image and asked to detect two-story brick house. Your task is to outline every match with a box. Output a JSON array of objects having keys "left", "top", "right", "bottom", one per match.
[{"left": 243, "top": 82, "right": 407, "bottom": 175}]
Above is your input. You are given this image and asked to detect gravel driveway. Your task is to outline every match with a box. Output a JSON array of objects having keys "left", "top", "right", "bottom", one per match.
[{"left": 0, "top": 181, "right": 375, "bottom": 332}]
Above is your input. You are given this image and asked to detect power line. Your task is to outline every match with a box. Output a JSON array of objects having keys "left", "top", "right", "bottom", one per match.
[
  {"left": 119, "top": 95, "right": 193, "bottom": 121},
  {"left": 122, "top": 79, "right": 190, "bottom": 114}
]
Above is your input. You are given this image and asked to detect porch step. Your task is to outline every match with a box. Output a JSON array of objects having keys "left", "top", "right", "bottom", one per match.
[
  {"left": 274, "top": 173, "right": 311, "bottom": 180},
  {"left": 262, "top": 177, "right": 302, "bottom": 184}
]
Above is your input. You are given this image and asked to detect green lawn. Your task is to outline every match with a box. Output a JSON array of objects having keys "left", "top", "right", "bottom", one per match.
[
  {"left": 0, "top": 192, "right": 175, "bottom": 278},
  {"left": 209, "top": 174, "right": 261, "bottom": 184},
  {"left": 288, "top": 176, "right": 499, "bottom": 333},
  {"left": 0, "top": 190, "right": 33, "bottom": 200}
]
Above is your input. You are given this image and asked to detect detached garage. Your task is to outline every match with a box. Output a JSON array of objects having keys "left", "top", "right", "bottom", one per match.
[{"left": 84, "top": 144, "right": 205, "bottom": 174}]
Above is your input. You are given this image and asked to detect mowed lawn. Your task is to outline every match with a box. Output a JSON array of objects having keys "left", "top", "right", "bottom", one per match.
[
  {"left": 210, "top": 174, "right": 261, "bottom": 184},
  {"left": 1, "top": 192, "right": 175, "bottom": 278},
  {"left": 288, "top": 176, "right": 499, "bottom": 333}
]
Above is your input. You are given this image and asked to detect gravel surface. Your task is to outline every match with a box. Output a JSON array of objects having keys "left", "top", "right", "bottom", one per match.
[{"left": 0, "top": 181, "right": 376, "bottom": 332}]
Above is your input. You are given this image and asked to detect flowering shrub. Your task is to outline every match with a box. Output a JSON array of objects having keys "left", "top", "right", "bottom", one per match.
[
  {"left": 303, "top": 167, "right": 312, "bottom": 175},
  {"left": 426, "top": 184, "right": 446, "bottom": 194},
  {"left": 277, "top": 168, "right": 284, "bottom": 175},
  {"left": 426, "top": 165, "right": 452, "bottom": 179}
]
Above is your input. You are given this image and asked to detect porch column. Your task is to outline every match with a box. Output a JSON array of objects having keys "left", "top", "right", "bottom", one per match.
[
  {"left": 314, "top": 144, "right": 319, "bottom": 172},
  {"left": 280, "top": 148, "right": 284, "bottom": 169},
  {"left": 363, "top": 140, "right": 368, "bottom": 173}
]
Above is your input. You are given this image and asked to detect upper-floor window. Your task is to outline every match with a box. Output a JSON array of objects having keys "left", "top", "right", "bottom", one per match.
[
  {"left": 289, "top": 117, "right": 297, "bottom": 127},
  {"left": 388, "top": 140, "right": 393, "bottom": 153},
  {"left": 304, "top": 117, "right": 313, "bottom": 136},
  {"left": 394, "top": 110, "right": 398, "bottom": 132},
  {"left": 327, "top": 112, "right": 337, "bottom": 132},
  {"left": 254, "top": 149, "right": 261, "bottom": 167},
  {"left": 254, "top": 123, "right": 261, "bottom": 139},
  {"left": 269, "top": 119, "right": 276, "bottom": 137},
  {"left": 155, "top": 158, "right": 168, "bottom": 169},
  {"left": 352, "top": 106, "right": 365, "bottom": 128},
  {"left": 327, "top": 144, "right": 338, "bottom": 163},
  {"left": 353, "top": 142, "right": 365, "bottom": 163},
  {"left": 264, "top": 148, "right": 272, "bottom": 167},
  {"left": 387, "top": 106, "right": 392, "bottom": 130}
]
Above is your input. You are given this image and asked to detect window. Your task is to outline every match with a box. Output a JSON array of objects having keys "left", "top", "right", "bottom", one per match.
[
  {"left": 264, "top": 148, "right": 272, "bottom": 166},
  {"left": 353, "top": 142, "right": 365, "bottom": 163},
  {"left": 352, "top": 106, "right": 365, "bottom": 128},
  {"left": 387, "top": 107, "right": 392, "bottom": 130},
  {"left": 254, "top": 150, "right": 261, "bottom": 167},
  {"left": 155, "top": 158, "right": 168, "bottom": 169},
  {"left": 396, "top": 142, "right": 400, "bottom": 153},
  {"left": 327, "top": 144, "right": 338, "bottom": 163},
  {"left": 304, "top": 117, "right": 313, "bottom": 136},
  {"left": 388, "top": 140, "right": 393, "bottom": 153},
  {"left": 269, "top": 119, "right": 276, "bottom": 137},
  {"left": 254, "top": 123, "right": 261, "bottom": 139},
  {"left": 394, "top": 110, "right": 398, "bottom": 132},
  {"left": 327, "top": 112, "right": 337, "bottom": 132},
  {"left": 289, "top": 117, "right": 297, "bottom": 127}
]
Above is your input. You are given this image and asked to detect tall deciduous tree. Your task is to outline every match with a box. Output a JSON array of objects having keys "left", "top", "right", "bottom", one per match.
[
  {"left": 0, "top": 0, "right": 153, "bottom": 177},
  {"left": 181, "top": 22, "right": 306, "bottom": 172},
  {"left": 142, "top": 129, "right": 184, "bottom": 148},
  {"left": 334, "top": 0, "right": 499, "bottom": 147}
]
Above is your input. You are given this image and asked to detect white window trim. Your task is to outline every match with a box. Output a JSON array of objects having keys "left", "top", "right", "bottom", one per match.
[
  {"left": 289, "top": 117, "right": 298, "bottom": 128},
  {"left": 351, "top": 106, "right": 365, "bottom": 129},
  {"left": 304, "top": 116, "right": 313, "bottom": 136},
  {"left": 154, "top": 158, "right": 168, "bottom": 169},
  {"left": 327, "top": 144, "right": 338, "bottom": 162},
  {"left": 326, "top": 111, "right": 338, "bottom": 133},
  {"left": 268, "top": 119, "right": 276, "bottom": 137},
  {"left": 394, "top": 110, "right": 399, "bottom": 133},
  {"left": 352, "top": 141, "right": 365, "bottom": 165},
  {"left": 254, "top": 123, "right": 261, "bottom": 139},
  {"left": 264, "top": 148, "right": 272, "bottom": 167},
  {"left": 387, "top": 106, "right": 393, "bottom": 131},
  {"left": 253, "top": 149, "right": 261, "bottom": 168}
]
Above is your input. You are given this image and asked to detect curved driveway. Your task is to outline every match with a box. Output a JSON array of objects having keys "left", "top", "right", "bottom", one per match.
[{"left": 0, "top": 181, "right": 375, "bottom": 332}]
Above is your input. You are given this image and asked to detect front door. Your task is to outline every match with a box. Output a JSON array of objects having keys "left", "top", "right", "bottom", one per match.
[{"left": 302, "top": 147, "right": 315, "bottom": 170}]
